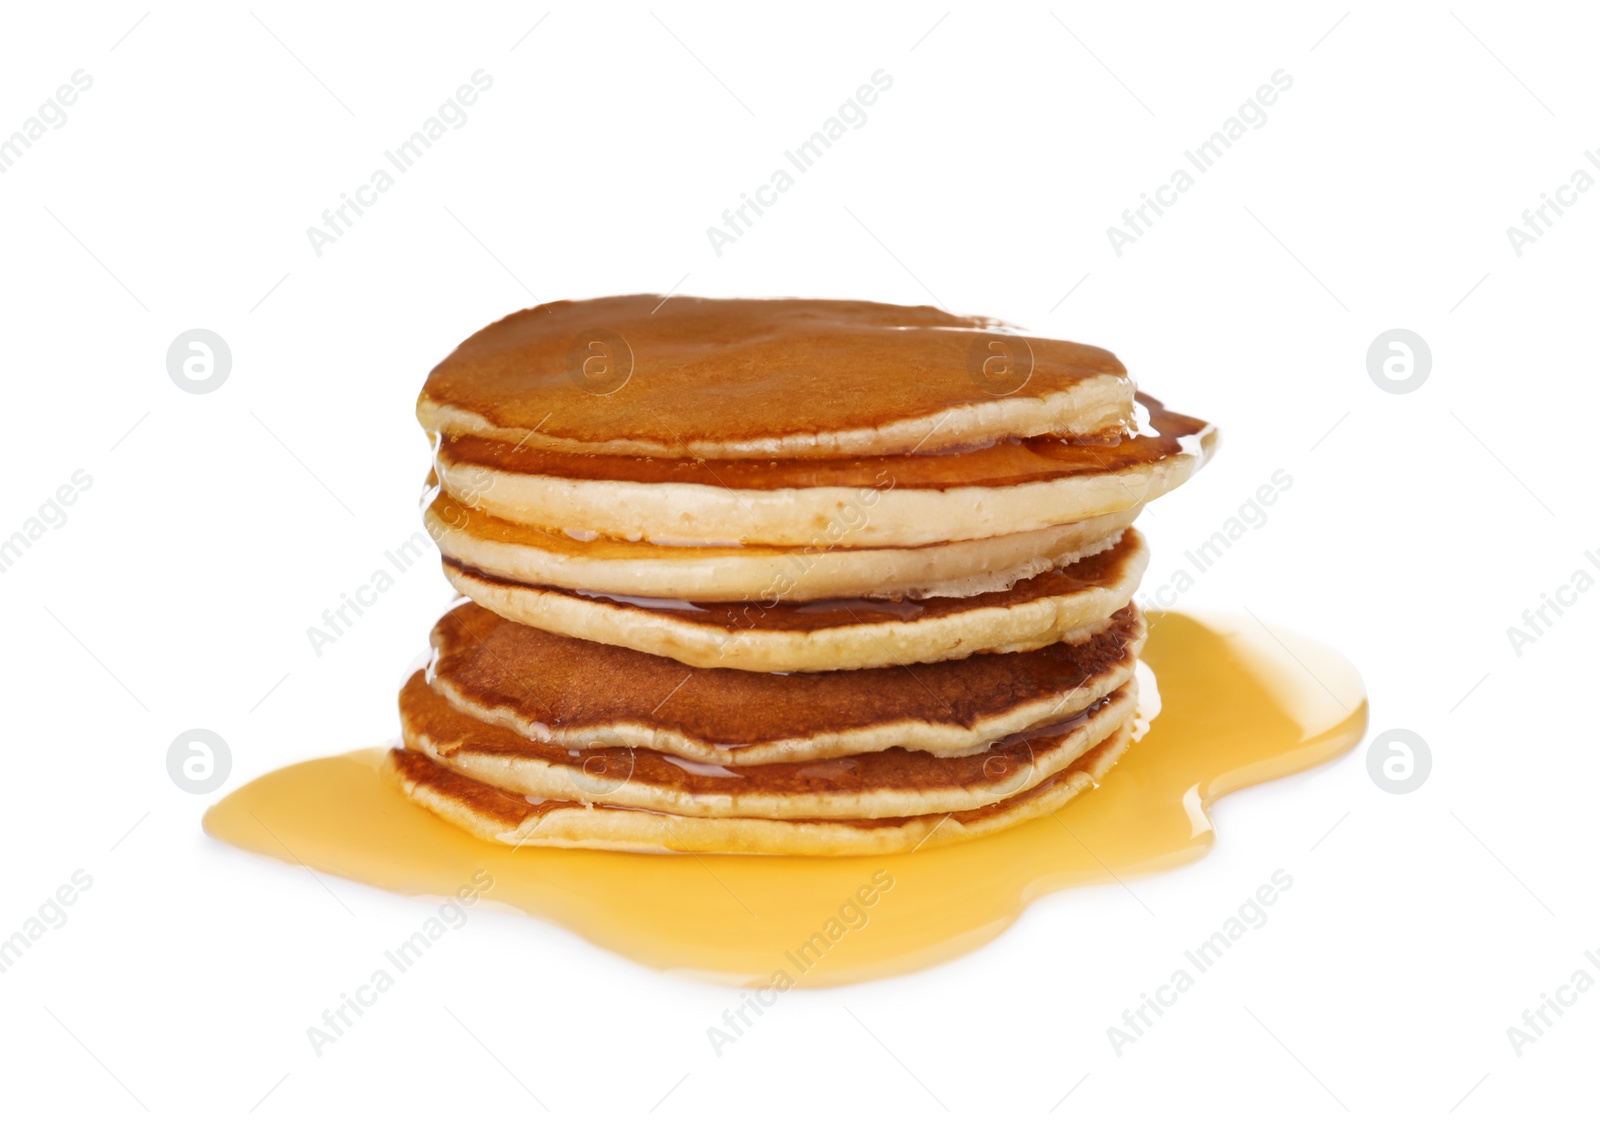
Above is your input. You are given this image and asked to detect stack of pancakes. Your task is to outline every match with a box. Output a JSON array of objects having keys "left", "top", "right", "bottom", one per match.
[{"left": 391, "top": 296, "right": 1215, "bottom": 856}]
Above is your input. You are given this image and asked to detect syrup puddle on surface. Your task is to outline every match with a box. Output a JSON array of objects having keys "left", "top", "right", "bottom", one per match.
[{"left": 204, "top": 611, "right": 1366, "bottom": 988}]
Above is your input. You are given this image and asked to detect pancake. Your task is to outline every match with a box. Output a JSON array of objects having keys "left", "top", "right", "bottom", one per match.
[
  {"left": 424, "top": 600, "right": 1145, "bottom": 763},
  {"left": 388, "top": 718, "right": 1135, "bottom": 856},
  {"left": 441, "top": 529, "right": 1148, "bottom": 673},
  {"left": 431, "top": 394, "right": 1215, "bottom": 549},
  {"left": 402, "top": 668, "right": 1137, "bottom": 819},
  {"left": 426, "top": 484, "right": 1142, "bottom": 604},
  {"left": 416, "top": 295, "right": 1136, "bottom": 460}
]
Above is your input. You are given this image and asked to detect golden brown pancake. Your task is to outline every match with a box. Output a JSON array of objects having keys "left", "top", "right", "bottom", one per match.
[
  {"left": 423, "top": 599, "right": 1145, "bottom": 762},
  {"left": 401, "top": 669, "right": 1136, "bottom": 820},
  {"left": 441, "top": 529, "right": 1148, "bottom": 673},
  {"left": 416, "top": 295, "right": 1135, "bottom": 459},
  {"left": 430, "top": 395, "right": 1215, "bottom": 549},
  {"left": 425, "top": 482, "right": 1145, "bottom": 604},
  {"left": 388, "top": 718, "right": 1135, "bottom": 856},
  {"left": 424, "top": 485, "right": 1141, "bottom": 604}
]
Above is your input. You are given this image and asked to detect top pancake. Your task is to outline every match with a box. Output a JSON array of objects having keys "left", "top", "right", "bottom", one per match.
[{"left": 416, "top": 296, "right": 1136, "bottom": 459}]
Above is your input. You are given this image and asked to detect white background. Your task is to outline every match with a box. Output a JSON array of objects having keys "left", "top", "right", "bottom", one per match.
[{"left": 1, "top": 2, "right": 1596, "bottom": 1120}]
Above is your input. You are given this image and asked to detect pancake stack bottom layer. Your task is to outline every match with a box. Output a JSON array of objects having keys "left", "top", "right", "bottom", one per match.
[{"left": 390, "top": 296, "right": 1216, "bottom": 856}]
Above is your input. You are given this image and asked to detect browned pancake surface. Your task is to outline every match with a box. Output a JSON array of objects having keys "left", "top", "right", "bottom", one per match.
[
  {"left": 420, "top": 295, "right": 1129, "bottom": 452},
  {"left": 402, "top": 671, "right": 1128, "bottom": 800},
  {"left": 426, "top": 601, "right": 1142, "bottom": 750}
]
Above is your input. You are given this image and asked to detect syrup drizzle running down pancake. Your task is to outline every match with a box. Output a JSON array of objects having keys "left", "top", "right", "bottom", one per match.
[
  {"left": 435, "top": 394, "right": 1210, "bottom": 492},
  {"left": 427, "top": 394, "right": 1215, "bottom": 549}
]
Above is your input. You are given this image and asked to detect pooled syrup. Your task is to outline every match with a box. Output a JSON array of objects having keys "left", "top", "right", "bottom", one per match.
[{"left": 204, "top": 611, "right": 1366, "bottom": 987}]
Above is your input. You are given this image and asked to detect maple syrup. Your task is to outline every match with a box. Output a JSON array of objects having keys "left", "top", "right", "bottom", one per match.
[{"left": 206, "top": 611, "right": 1364, "bottom": 986}]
